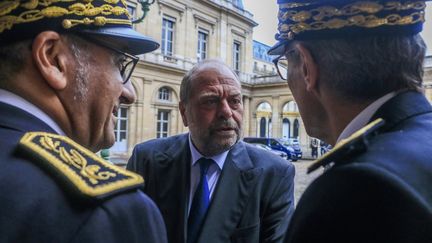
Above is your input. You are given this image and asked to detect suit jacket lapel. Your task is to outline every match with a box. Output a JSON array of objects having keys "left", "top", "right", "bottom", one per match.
[
  {"left": 198, "top": 141, "right": 263, "bottom": 242},
  {"left": 153, "top": 134, "right": 191, "bottom": 243}
]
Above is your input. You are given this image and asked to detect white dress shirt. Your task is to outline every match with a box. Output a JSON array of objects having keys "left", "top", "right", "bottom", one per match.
[
  {"left": 0, "top": 89, "right": 65, "bottom": 135},
  {"left": 336, "top": 92, "right": 396, "bottom": 144},
  {"left": 188, "top": 134, "right": 228, "bottom": 215}
]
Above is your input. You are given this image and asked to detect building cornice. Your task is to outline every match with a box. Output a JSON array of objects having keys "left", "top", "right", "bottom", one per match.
[
  {"left": 137, "top": 59, "right": 187, "bottom": 76},
  {"left": 200, "top": 0, "right": 258, "bottom": 27}
]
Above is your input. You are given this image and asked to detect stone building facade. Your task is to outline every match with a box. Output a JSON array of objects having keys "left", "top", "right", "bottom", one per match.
[
  {"left": 112, "top": 0, "right": 263, "bottom": 163},
  {"left": 111, "top": 0, "right": 432, "bottom": 163}
]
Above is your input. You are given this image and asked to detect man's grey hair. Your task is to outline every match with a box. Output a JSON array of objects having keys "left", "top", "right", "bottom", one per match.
[
  {"left": 180, "top": 59, "right": 240, "bottom": 103},
  {"left": 67, "top": 35, "right": 91, "bottom": 101},
  {"left": 288, "top": 34, "right": 426, "bottom": 102}
]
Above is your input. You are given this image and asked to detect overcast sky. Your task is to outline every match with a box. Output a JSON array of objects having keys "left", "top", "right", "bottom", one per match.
[{"left": 243, "top": 1, "right": 432, "bottom": 55}]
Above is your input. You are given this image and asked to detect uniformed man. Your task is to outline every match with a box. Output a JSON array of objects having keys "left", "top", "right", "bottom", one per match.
[
  {"left": 0, "top": 1, "right": 167, "bottom": 242},
  {"left": 269, "top": 0, "right": 432, "bottom": 242}
]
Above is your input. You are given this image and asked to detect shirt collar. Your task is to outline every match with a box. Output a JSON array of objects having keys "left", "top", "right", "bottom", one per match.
[
  {"left": 188, "top": 134, "right": 228, "bottom": 170},
  {"left": 336, "top": 92, "right": 396, "bottom": 144},
  {"left": 0, "top": 89, "right": 66, "bottom": 135}
]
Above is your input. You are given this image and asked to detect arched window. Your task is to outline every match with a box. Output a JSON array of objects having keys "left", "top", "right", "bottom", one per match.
[
  {"left": 293, "top": 119, "right": 300, "bottom": 138},
  {"left": 282, "top": 118, "right": 290, "bottom": 139},
  {"left": 158, "top": 87, "right": 171, "bottom": 101},
  {"left": 157, "top": 110, "right": 170, "bottom": 138},
  {"left": 260, "top": 117, "right": 266, "bottom": 138},
  {"left": 287, "top": 100, "right": 299, "bottom": 112},
  {"left": 257, "top": 102, "right": 272, "bottom": 111},
  {"left": 256, "top": 102, "right": 272, "bottom": 137}
]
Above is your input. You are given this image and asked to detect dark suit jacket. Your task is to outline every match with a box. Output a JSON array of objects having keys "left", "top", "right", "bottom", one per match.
[
  {"left": 284, "top": 91, "right": 432, "bottom": 243},
  {"left": 127, "top": 134, "right": 295, "bottom": 243},
  {"left": 0, "top": 102, "right": 167, "bottom": 243}
]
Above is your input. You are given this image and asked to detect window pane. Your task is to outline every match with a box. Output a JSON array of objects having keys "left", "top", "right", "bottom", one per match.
[
  {"left": 157, "top": 110, "right": 170, "bottom": 138},
  {"left": 114, "top": 107, "right": 128, "bottom": 142},
  {"left": 120, "top": 121, "right": 127, "bottom": 130},
  {"left": 233, "top": 42, "right": 241, "bottom": 71},
  {"left": 120, "top": 108, "right": 126, "bottom": 118},
  {"left": 197, "top": 31, "right": 208, "bottom": 61},
  {"left": 159, "top": 88, "right": 171, "bottom": 101},
  {"left": 127, "top": 6, "right": 135, "bottom": 17},
  {"left": 162, "top": 18, "right": 175, "bottom": 56}
]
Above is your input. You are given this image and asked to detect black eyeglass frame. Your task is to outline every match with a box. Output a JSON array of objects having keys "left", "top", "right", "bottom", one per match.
[
  {"left": 272, "top": 54, "right": 288, "bottom": 81},
  {"left": 82, "top": 36, "right": 139, "bottom": 85},
  {"left": 272, "top": 47, "right": 295, "bottom": 81}
]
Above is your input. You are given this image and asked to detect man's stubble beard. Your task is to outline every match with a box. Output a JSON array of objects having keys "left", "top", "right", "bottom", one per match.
[
  {"left": 73, "top": 61, "right": 89, "bottom": 101},
  {"left": 195, "top": 119, "right": 243, "bottom": 156}
]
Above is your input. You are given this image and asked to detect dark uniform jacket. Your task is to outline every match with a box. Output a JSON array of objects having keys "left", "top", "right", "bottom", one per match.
[
  {"left": 127, "top": 134, "right": 295, "bottom": 243},
  {"left": 284, "top": 91, "right": 432, "bottom": 243},
  {"left": 0, "top": 102, "right": 168, "bottom": 243}
]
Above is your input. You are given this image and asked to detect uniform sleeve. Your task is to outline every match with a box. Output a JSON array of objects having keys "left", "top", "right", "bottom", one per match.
[
  {"left": 261, "top": 162, "right": 296, "bottom": 243},
  {"left": 70, "top": 190, "right": 168, "bottom": 243}
]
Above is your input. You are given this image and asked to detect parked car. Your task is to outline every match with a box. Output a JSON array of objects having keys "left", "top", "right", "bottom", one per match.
[
  {"left": 243, "top": 137, "right": 296, "bottom": 161},
  {"left": 250, "top": 143, "right": 289, "bottom": 160},
  {"left": 279, "top": 138, "right": 303, "bottom": 160}
]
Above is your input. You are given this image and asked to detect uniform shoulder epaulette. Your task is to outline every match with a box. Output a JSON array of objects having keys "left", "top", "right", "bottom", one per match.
[
  {"left": 19, "top": 132, "right": 144, "bottom": 201},
  {"left": 308, "top": 118, "right": 385, "bottom": 174}
]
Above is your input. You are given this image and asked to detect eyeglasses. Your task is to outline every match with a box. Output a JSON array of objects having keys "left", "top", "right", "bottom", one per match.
[
  {"left": 272, "top": 54, "right": 288, "bottom": 80},
  {"left": 84, "top": 37, "right": 139, "bottom": 84},
  {"left": 272, "top": 48, "right": 295, "bottom": 81}
]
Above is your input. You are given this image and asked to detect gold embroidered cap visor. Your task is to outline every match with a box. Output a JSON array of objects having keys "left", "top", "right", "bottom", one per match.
[
  {"left": 0, "top": 0, "right": 159, "bottom": 55},
  {"left": 268, "top": 0, "right": 431, "bottom": 55}
]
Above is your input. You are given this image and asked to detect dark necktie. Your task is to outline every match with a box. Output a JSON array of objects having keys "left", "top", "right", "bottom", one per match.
[{"left": 187, "top": 158, "right": 213, "bottom": 243}]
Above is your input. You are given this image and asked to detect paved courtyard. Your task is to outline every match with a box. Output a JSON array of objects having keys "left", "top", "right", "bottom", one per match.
[{"left": 292, "top": 159, "right": 324, "bottom": 205}]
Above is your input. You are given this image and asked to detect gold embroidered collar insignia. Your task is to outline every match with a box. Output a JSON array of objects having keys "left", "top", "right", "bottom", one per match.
[
  {"left": 308, "top": 118, "right": 385, "bottom": 174},
  {"left": 19, "top": 132, "right": 144, "bottom": 201}
]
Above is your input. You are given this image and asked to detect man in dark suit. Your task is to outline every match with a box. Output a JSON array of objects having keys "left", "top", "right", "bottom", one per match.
[
  {"left": 0, "top": 1, "right": 167, "bottom": 242},
  {"left": 128, "top": 59, "right": 295, "bottom": 243},
  {"left": 268, "top": 0, "right": 432, "bottom": 242}
]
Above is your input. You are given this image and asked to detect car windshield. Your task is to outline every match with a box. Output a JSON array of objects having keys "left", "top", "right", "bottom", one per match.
[
  {"left": 253, "top": 143, "right": 272, "bottom": 151},
  {"left": 279, "top": 138, "right": 298, "bottom": 146}
]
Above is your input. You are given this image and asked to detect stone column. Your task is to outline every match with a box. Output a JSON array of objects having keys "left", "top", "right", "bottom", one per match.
[{"left": 242, "top": 96, "right": 250, "bottom": 137}]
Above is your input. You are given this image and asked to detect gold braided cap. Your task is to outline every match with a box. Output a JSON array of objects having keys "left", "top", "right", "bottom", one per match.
[{"left": 0, "top": 0, "right": 132, "bottom": 34}]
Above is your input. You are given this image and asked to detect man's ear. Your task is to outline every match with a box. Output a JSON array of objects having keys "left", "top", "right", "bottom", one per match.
[
  {"left": 32, "top": 31, "right": 69, "bottom": 90},
  {"left": 296, "top": 43, "right": 319, "bottom": 93},
  {"left": 179, "top": 101, "right": 188, "bottom": 127}
]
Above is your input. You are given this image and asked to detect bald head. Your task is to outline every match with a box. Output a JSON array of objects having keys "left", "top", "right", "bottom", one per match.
[{"left": 180, "top": 59, "right": 240, "bottom": 104}]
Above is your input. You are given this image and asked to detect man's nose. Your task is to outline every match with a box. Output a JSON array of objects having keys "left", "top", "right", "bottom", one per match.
[
  {"left": 120, "top": 81, "right": 136, "bottom": 104},
  {"left": 218, "top": 99, "right": 233, "bottom": 118}
]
